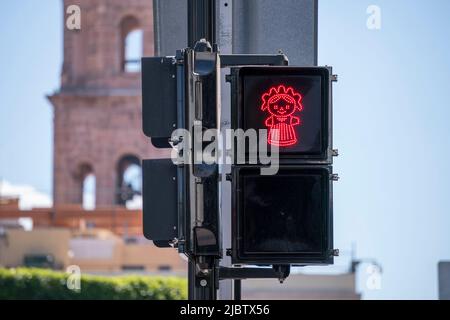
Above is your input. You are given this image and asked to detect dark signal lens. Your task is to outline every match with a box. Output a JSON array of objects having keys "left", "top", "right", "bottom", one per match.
[{"left": 234, "top": 166, "right": 332, "bottom": 264}]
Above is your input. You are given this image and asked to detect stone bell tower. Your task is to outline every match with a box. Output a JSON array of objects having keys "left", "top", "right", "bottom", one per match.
[{"left": 49, "top": 0, "right": 167, "bottom": 207}]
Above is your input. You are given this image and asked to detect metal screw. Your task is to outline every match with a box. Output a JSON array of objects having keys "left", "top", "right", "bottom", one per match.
[
  {"left": 200, "top": 279, "right": 208, "bottom": 287},
  {"left": 200, "top": 269, "right": 210, "bottom": 275},
  {"left": 332, "top": 249, "right": 340, "bottom": 257},
  {"left": 331, "top": 174, "right": 340, "bottom": 181},
  {"left": 332, "top": 149, "right": 339, "bottom": 157},
  {"left": 331, "top": 74, "right": 338, "bottom": 82}
]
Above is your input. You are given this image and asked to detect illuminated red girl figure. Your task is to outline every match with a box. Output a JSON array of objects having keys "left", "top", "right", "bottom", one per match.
[{"left": 261, "top": 85, "right": 303, "bottom": 147}]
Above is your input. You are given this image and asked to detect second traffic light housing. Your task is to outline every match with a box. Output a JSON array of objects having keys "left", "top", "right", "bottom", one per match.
[{"left": 231, "top": 166, "right": 333, "bottom": 265}]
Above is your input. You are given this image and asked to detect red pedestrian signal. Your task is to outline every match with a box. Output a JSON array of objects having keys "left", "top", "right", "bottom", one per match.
[
  {"left": 232, "top": 66, "right": 332, "bottom": 163},
  {"left": 261, "top": 85, "right": 303, "bottom": 147}
]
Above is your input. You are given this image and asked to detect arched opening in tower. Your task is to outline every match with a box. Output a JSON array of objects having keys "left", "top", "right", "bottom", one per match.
[
  {"left": 76, "top": 163, "right": 95, "bottom": 210},
  {"left": 116, "top": 155, "right": 142, "bottom": 208},
  {"left": 120, "top": 16, "right": 143, "bottom": 73},
  {"left": 82, "top": 173, "right": 96, "bottom": 210}
]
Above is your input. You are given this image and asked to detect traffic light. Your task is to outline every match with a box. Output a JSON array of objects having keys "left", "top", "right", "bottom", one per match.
[
  {"left": 141, "top": 0, "right": 336, "bottom": 300},
  {"left": 141, "top": 56, "right": 179, "bottom": 247},
  {"left": 231, "top": 67, "right": 332, "bottom": 163},
  {"left": 141, "top": 42, "right": 221, "bottom": 258},
  {"left": 229, "top": 66, "right": 336, "bottom": 265}
]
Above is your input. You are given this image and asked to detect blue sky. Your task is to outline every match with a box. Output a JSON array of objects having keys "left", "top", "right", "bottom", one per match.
[
  {"left": 1, "top": 1, "right": 450, "bottom": 299},
  {"left": 319, "top": 0, "right": 450, "bottom": 299},
  {"left": 0, "top": 2, "right": 61, "bottom": 196}
]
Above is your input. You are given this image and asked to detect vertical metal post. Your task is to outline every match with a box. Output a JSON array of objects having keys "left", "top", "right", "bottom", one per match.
[
  {"left": 217, "top": 0, "right": 233, "bottom": 300},
  {"left": 187, "top": 0, "right": 219, "bottom": 301},
  {"left": 233, "top": 279, "right": 241, "bottom": 300},
  {"left": 153, "top": 0, "right": 188, "bottom": 56},
  {"left": 188, "top": 0, "right": 216, "bottom": 47},
  {"left": 232, "top": 0, "right": 317, "bottom": 66}
]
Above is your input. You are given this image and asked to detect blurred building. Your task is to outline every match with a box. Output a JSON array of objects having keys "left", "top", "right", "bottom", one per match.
[
  {"left": 0, "top": 197, "right": 185, "bottom": 273},
  {"left": 439, "top": 261, "right": 450, "bottom": 300},
  {"left": 0, "top": 226, "right": 185, "bottom": 274},
  {"left": 0, "top": 0, "right": 184, "bottom": 275},
  {"left": 243, "top": 274, "right": 360, "bottom": 300},
  {"left": 48, "top": 0, "right": 168, "bottom": 207}
]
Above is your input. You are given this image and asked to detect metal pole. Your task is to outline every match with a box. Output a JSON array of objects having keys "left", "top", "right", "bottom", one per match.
[
  {"left": 187, "top": 0, "right": 218, "bottom": 301},
  {"left": 217, "top": 0, "right": 233, "bottom": 301},
  {"left": 188, "top": 0, "right": 216, "bottom": 47},
  {"left": 234, "top": 280, "right": 241, "bottom": 300}
]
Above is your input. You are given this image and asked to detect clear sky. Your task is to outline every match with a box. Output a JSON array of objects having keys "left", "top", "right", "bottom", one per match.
[{"left": 1, "top": 1, "right": 450, "bottom": 299}]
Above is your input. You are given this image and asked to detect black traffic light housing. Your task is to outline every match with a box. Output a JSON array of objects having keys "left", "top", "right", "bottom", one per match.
[
  {"left": 231, "top": 66, "right": 333, "bottom": 164},
  {"left": 141, "top": 44, "right": 221, "bottom": 257},
  {"left": 229, "top": 66, "right": 335, "bottom": 265},
  {"left": 231, "top": 166, "right": 333, "bottom": 265},
  {"left": 141, "top": 56, "right": 178, "bottom": 149},
  {"left": 141, "top": 57, "right": 179, "bottom": 247}
]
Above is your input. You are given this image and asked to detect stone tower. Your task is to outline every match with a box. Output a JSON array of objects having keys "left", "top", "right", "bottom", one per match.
[{"left": 49, "top": 0, "right": 167, "bottom": 207}]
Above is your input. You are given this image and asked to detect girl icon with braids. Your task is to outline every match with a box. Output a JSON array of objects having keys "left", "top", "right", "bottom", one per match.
[{"left": 261, "top": 84, "right": 303, "bottom": 147}]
